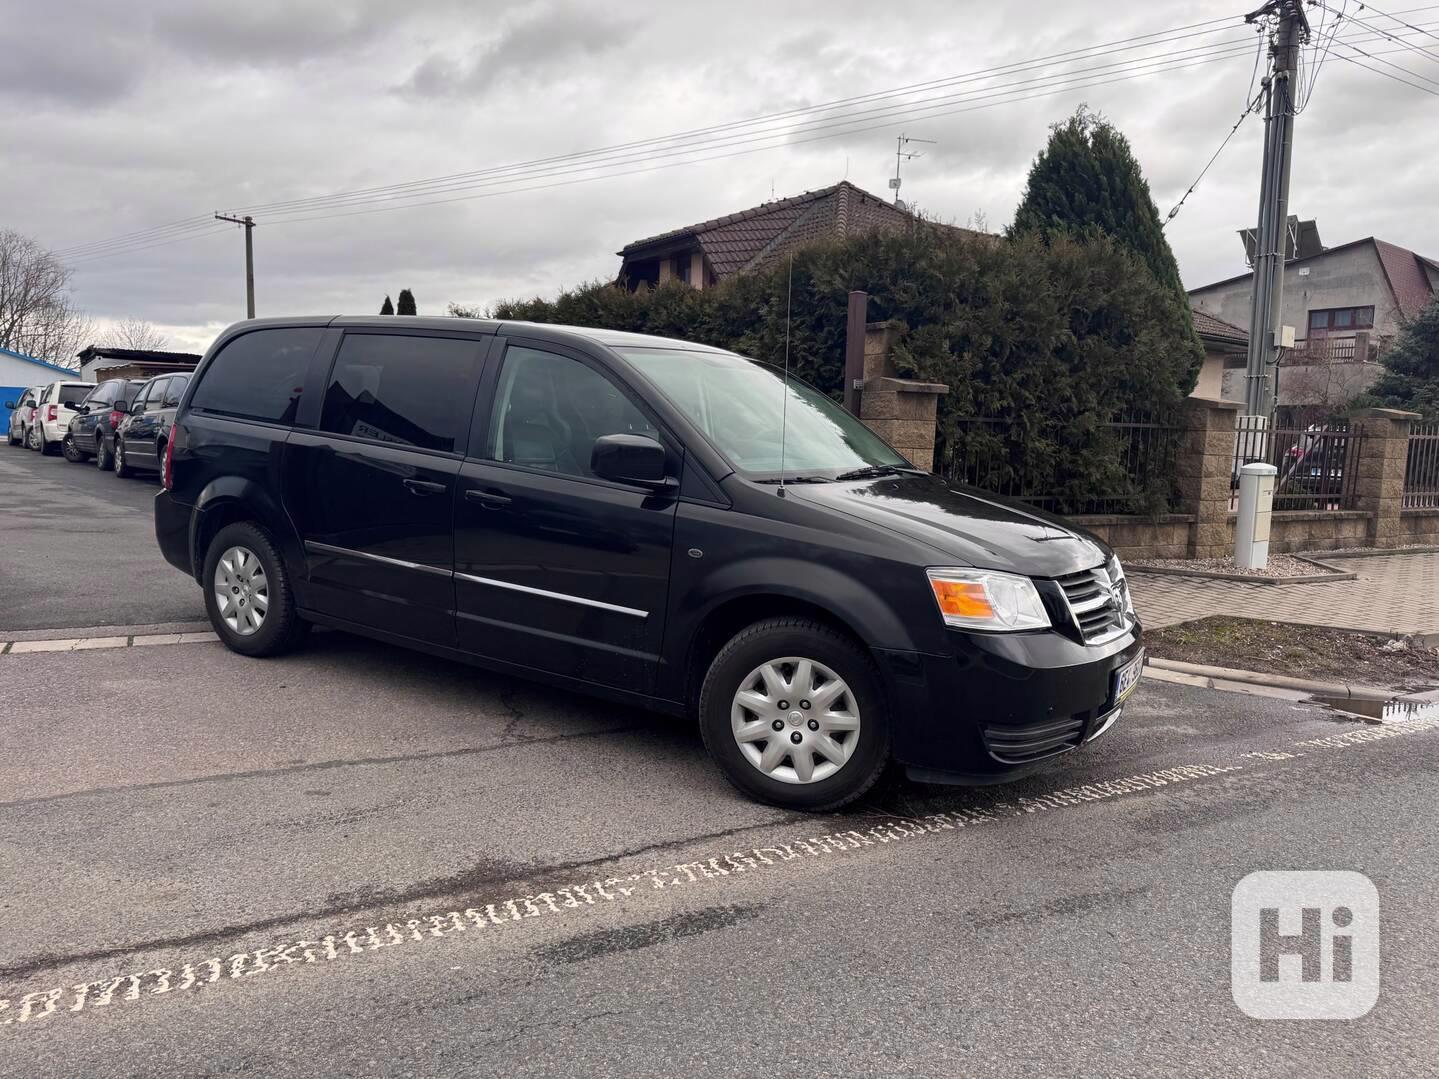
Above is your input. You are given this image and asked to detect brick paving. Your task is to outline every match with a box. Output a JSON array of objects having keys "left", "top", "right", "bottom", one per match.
[{"left": 1128, "top": 552, "right": 1439, "bottom": 634}]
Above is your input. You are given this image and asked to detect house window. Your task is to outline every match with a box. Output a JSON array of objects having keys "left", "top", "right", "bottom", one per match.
[
  {"left": 674, "top": 253, "right": 691, "bottom": 285},
  {"left": 1307, "top": 306, "right": 1375, "bottom": 334}
]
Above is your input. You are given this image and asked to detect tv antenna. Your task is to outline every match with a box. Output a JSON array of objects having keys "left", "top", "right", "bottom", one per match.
[
  {"left": 777, "top": 253, "right": 794, "bottom": 496},
  {"left": 890, "top": 133, "right": 935, "bottom": 206}
]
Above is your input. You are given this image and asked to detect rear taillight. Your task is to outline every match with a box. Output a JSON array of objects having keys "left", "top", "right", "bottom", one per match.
[
  {"left": 45, "top": 405, "right": 57, "bottom": 422},
  {"left": 162, "top": 432, "right": 177, "bottom": 490},
  {"left": 108, "top": 409, "right": 123, "bottom": 429}
]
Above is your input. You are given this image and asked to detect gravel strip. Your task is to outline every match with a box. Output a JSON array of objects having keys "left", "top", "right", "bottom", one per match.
[{"left": 1127, "top": 553, "right": 1337, "bottom": 579}]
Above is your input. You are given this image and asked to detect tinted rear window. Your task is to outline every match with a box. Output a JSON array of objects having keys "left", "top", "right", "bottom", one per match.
[
  {"left": 85, "top": 382, "right": 120, "bottom": 407},
  {"left": 189, "top": 328, "right": 323, "bottom": 424},
  {"left": 319, "top": 333, "right": 479, "bottom": 453},
  {"left": 59, "top": 384, "right": 93, "bottom": 407}
]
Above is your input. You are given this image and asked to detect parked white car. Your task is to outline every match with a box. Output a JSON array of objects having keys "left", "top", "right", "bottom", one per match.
[{"left": 29, "top": 379, "right": 95, "bottom": 455}]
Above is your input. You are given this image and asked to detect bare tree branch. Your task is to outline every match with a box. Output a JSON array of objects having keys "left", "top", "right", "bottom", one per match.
[
  {"left": 0, "top": 227, "right": 91, "bottom": 370},
  {"left": 108, "top": 317, "right": 170, "bottom": 351}
]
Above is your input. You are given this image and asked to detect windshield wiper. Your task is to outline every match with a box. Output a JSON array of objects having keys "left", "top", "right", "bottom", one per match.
[
  {"left": 833, "top": 464, "right": 920, "bottom": 481},
  {"left": 754, "top": 475, "right": 831, "bottom": 484}
]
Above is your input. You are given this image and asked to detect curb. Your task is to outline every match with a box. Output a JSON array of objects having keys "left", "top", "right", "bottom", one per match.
[
  {"left": 1146, "top": 657, "right": 1400, "bottom": 701},
  {"left": 1305, "top": 545, "right": 1439, "bottom": 560},
  {"left": 1127, "top": 555, "right": 1356, "bottom": 585}
]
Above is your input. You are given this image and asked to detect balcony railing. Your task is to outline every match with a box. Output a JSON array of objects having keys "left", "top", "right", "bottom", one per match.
[{"left": 1287, "top": 333, "right": 1382, "bottom": 364}]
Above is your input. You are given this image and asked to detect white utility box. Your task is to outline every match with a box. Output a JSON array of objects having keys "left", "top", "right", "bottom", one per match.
[{"left": 1235, "top": 462, "right": 1278, "bottom": 570}]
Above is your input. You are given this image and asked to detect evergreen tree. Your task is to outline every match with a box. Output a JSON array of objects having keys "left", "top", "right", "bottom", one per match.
[
  {"left": 379, "top": 295, "right": 394, "bottom": 315},
  {"left": 1010, "top": 107, "right": 1201, "bottom": 389},
  {"left": 396, "top": 289, "right": 417, "bottom": 316},
  {"left": 1360, "top": 298, "right": 1439, "bottom": 417}
]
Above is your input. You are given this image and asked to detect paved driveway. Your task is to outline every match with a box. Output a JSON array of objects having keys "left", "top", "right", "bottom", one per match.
[
  {"left": 0, "top": 443, "right": 203, "bottom": 631},
  {"left": 1129, "top": 552, "right": 1439, "bottom": 634}
]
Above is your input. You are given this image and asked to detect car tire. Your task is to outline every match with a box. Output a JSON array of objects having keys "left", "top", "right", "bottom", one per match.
[
  {"left": 113, "top": 437, "right": 134, "bottom": 477},
  {"left": 698, "top": 617, "right": 890, "bottom": 811},
  {"left": 25, "top": 426, "right": 39, "bottom": 451},
  {"left": 38, "top": 427, "right": 57, "bottom": 455},
  {"left": 62, "top": 433, "right": 84, "bottom": 462},
  {"left": 202, "top": 521, "right": 310, "bottom": 658},
  {"left": 95, "top": 435, "right": 113, "bottom": 470}
]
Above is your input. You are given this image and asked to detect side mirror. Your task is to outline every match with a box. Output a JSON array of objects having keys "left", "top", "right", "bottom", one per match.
[
  {"left": 75, "top": 404, "right": 91, "bottom": 414},
  {"left": 2, "top": 401, "right": 14, "bottom": 410},
  {"left": 112, "top": 400, "right": 130, "bottom": 415},
  {"left": 591, "top": 434, "right": 669, "bottom": 487}
]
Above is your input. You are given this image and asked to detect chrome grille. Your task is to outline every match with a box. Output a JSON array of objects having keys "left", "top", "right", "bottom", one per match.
[{"left": 1056, "top": 565, "right": 1127, "bottom": 642}]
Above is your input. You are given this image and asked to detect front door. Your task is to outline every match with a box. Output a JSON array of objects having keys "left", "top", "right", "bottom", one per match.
[
  {"left": 282, "top": 330, "right": 487, "bottom": 645},
  {"left": 453, "top": 341, "right": 679, "bottom": 692},
  {"left": 124, "top": 378, "right": 170, "bottom": 465}
]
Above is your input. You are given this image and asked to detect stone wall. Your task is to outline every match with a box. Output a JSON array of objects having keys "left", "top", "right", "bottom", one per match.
[
  {"left": 1398, "top": 509, "right": 1439, "bottom": 545},
  {"left": 1065, "top": 515, "right": 1193, "bottom": 560}
]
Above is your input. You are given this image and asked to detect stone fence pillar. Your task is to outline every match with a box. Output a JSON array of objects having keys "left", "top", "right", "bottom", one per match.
[
  {"left": 1176, "top": 397, "right": 1241, "bottom": 558},
  {"left": 855, "top": 321, "right": 948, "bottom": 472},
  {"left": 1351, "top": 407, "right": 1420, "bottom": 548}
]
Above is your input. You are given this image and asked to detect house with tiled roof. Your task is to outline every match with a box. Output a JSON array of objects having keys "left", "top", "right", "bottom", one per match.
[
  {"left": 1189, "top": 229, "right": 1438, "bottom": 420},
  {"left": 616, "top": 181, "right": 958, "bottom": 290},
  {"left": 1190, "top": 309, "right": 1248, "bottom": 403}
]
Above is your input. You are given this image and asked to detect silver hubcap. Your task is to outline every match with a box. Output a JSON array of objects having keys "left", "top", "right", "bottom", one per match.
[
  {"left": 214, "top": 546, "right": 269, "bottom": 636},
  {"left": 730, "top": 657, "right": 861, "bottom": 784}
]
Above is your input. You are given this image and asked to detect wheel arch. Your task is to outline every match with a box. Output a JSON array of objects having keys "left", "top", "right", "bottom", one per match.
[
  {"left": 190, "top": 478, "right": 303, "bottom": 587},
  {"left": 677, "top": 558, "right": 920, "bottom": 714}
]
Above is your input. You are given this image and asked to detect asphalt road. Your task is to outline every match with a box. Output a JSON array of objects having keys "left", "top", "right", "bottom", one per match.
[
  {"left": 3, "top": 626, "right": 1438, "bottom": 1077},
  {"left": 0, "top": 442, "right": 203, "bottom": 631}
]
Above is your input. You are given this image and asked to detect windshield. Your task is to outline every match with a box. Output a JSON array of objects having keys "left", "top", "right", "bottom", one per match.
[{"left": 620, "top": 348, "right": 908, "bottom": 479}]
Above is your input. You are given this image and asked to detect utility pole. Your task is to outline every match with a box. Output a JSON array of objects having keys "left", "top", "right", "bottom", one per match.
[
  {"left": 889, "top": 134, "right": 935, "bottom": 207},
  {"left": 214, "top": 213, "right": 256, "bottom": 318},
  {"left": 1241, "top": 0, "right": 1309, "bottom": 419}
]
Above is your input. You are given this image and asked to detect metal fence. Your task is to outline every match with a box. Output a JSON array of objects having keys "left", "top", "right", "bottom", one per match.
[
  {"left": 1232, "top": 416, "right": 1364, "bottom": 511},
  {"left": 941, "top": 411, "right": 1185, "bottom": 515},
  {"left": 1406, "top": 422, "right": 1439, "bottom": 509}
]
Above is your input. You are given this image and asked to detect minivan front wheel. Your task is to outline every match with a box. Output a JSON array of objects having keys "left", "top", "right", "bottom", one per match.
[
  {"left": 699, "top": 618, "right": 890, "bottom": 810},
  {"left": 202, "top": 522, "right": 308, "bottom": 657}
]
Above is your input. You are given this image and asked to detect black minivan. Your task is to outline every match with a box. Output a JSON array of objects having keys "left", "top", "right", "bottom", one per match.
[{"left": 155, "top": 317, "right": 1143, "bottom": 809}]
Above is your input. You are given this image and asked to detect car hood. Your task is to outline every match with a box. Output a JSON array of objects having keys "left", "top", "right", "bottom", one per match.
[{"left": 793, "top": 473, "right": 1110, "bottom": 578}]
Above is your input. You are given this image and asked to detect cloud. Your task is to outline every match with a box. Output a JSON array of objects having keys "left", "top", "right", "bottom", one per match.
[
  {"left": 0, "top": 0, "right": 1432, "bottom": 347},
  {"left": 397, "top": 3, "right": 639, "bottom": 98}
]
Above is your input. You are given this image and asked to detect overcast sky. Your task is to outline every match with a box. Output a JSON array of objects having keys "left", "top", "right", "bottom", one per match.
[{"left": 3, "top": 0, "right": 1435, "bottom": 355}]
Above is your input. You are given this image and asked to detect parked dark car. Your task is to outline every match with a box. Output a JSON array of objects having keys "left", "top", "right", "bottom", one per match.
[
  {"left": 114, "top": 372, "right": 190, "bottom": 478},
  {"left": 65, "top": 378, "right": 147, "bottom": 465},
  {"left": 154, "top": 318, "right": 1143, "bottom": 810}
]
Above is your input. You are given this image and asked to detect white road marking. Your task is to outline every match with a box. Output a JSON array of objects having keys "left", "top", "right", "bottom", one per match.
[
  {"left": 0, "top": 632, "right": 217, "bottom": 656},
  {"left": 4, "top": 701, "right": 1436, "bottom": 1033}
]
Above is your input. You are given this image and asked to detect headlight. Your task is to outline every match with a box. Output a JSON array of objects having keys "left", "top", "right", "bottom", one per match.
[
  {"left": 925, "top": 567, "right": 1050, "bottom": 631},
  {"left": 1107, "top": 554, "right": 1135, "bottom": 616}
]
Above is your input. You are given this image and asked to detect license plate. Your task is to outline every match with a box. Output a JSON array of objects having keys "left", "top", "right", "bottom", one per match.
[{"left": 1113, "top": 650, "right": 1145, "bottom": 704}]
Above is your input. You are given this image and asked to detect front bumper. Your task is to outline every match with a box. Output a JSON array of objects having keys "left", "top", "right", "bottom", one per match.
[{"left": 875, "top": 622, "right": 1143, "bottom": 785}]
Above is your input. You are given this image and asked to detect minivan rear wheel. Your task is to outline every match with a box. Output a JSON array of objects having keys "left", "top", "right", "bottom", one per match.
[
  {"left": 698, "top": 618, "right": 890, "bottom": 810},
  {"left": 202, "top": 522, "right": 309, "bottom": 657}
]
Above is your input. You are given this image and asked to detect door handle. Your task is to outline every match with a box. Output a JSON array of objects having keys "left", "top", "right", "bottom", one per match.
[
  {"left": 402, "top": 478, "right": 447, "bottom": 496},
  {"left": 464, "top": 488, "right": 512, "bottom": 508}
]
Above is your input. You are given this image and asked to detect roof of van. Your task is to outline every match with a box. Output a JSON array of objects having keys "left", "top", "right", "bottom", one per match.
[{"left": 308, "top": 316, "right": 733, "bottom": 353}]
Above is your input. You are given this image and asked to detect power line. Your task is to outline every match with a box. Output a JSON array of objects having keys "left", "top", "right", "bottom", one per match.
[
  {"left": 1315, "top": 0, "right": 1439, "bottom": 60},
  {"left": 1352, "top": 0, "right": 1439, "bottom": 43},
  {"left": 1164, "top": 88, "right": 1266, "bottom": 225},
  {"left": 223, "top": 17, "right": 1247, "bottom": 218},
  {"left": 58, "top": 15, "right": 1439, "bottom": 265},
  {"left": 238, "top": 39, "right": 1264, "bottom": 224},
  {"left": 1338, "top": 34, "right": 1439, "bottom": 82},
  {"left": 1330, "top": 42, "right": 1439, "bottom": 89}
]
